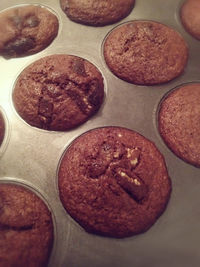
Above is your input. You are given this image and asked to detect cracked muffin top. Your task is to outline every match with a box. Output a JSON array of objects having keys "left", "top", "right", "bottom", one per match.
[
  {"left": 0, "top": 5, "right": 58, "bottom": 58},
  {"left": 60, "top": 0, "right": 135, "bottom": 26},
  {"left": 0, "top": 111, "right": 5, "bottom": 147},
  {"left": 103, "top": 20, "right": 188, "bottom": 85},
  {"left": 58, "top": 127, "right": 171, "bottom": 238},
  {"left": 13, "top": 54, "right": 104, "bottom": 131},
  {"left": 0, "top": 183, "right": 54, "bottom": 267}
]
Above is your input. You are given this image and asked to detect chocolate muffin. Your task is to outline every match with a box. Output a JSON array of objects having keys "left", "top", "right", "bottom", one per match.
[
  {"left": 0, "top": 183, "right": 54, "bottom": 267},
  {"left": 158, "top": 83, "right": 200, "bottom": 167},
  {"left": 60, "top": 0, "right": 135, "bottom": 26},
  {"left": 104, "top": 20, "right": 188, "bottom": 85},
  {"left": 13, "top": 54, "right": 104, "bottom": 131},
  {"left": 0, "top": 5, "right": 58, "bottom": 57},
  {"left": 0, "top": 110, "right": 5, "bottom": 147},
  {"left": 58, "top": 127, "right": 171, "bottom": 238},
  {"left": 180, "top": 0, "right": 200, "bottom": 40}
]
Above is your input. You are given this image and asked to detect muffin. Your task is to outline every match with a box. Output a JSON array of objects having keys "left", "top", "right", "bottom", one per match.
[
  {"left": 180, "top": 0, "right": 200, "bottom": 40},
  {"left": 0, "top": 5, "right": 59, "bottom": 57},
  {"left": 0, "top": 110, "right": 5, "bottom": 147},
  {"left": 0, "top": 183, "right": 54, "bottom": 267},
  {"left": 58, "top": 127, "right": 171, "bottom": 238},
  {"left": 158, "top": 83, "right": 200, "bottom": 167},
  {"left": 13, "top": 54, "right": 104, "bottom": 131},
  {"left": 104, "top": 20, "right": 188, "bottom": 85},
  {"left": 60, "top": 0, "right": 135, "bottom": 26}
]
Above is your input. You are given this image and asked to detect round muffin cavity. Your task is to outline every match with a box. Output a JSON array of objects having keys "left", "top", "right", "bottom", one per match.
[
  {"left": 13, "top": 54, "right": 104, "bottom": 131},
  {"left": 158, "top": 83, "right": 200, "bottom": 167},
  {"left": 0, "top": 183, "right": 54, "bottom": 267},
  {"left": 0, "top": 110, "right": 5, "bottom": 147},
  {"left": 103, "top": 20, "right": 188, "bottom": 85},
  {"left": 60, "top": 0, "right": 135, "bottom": 26},
  {"left": 180, "top": 0, "right": 200, "bottom": 40},
  {"left": 58, "top": 127, "right": 171, "bottom": 238},
  {"left": 0, "top": 5, "right": 59, "bottom": 57}
]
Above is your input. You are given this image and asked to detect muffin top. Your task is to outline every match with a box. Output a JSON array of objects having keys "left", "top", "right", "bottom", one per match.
[
  {"left": 0, "top": 5, "right": 59, "bottom": 57},
  {"left": 0, "top": 183, "right": 54, "bottom": 267},
  {"left": 13, "top": 54, "right": 104, "bottom": 131},
  {"left": 159, "top": 83, "right": 200, "bottom": 167},
  {"left": 60, "top": 0, "right": 135, "bottom": 26},
  {"left": 104, "top": 20, "right": 188, "bottom": 85},
  {"left": 180, "top": 0, "right": 200, "bottom": 40},
  {"left": 58, "top": 127, "right": 171, "bottom": 238}
]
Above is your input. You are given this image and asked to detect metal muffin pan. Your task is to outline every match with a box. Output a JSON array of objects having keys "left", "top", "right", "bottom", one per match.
[{"left": 0, "top": 0, "right": 200, "bottom": 266}]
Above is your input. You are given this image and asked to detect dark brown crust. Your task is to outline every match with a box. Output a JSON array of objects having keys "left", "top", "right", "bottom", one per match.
[
  {"left": 0, "top": 111, "right": 5, "bottom": 147},
  {"left": 180, "top": 0, "right": 200, "bottom": 40},
  {"left": 0, "top": 183, "right": 54, "bottom": 267},
  {"left": 60, "top": 0, "right": 135, "bottom": 26},
  {"left": 104, "top": 20, "right": 188, "bottom": 85},
  {"left": 58, "top": 127, "right": 171, "bottom": 238},
  {"left": 13, "top": 54, "right": 104, "bottom": 131},
  {"left": 158, "top": 83, "right": 200, "bottom": 167},
  {"left": 0, "top": 5, "right": 59, "bottom": 57}
]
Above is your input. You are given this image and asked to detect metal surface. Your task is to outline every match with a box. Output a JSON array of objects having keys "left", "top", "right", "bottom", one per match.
[{"left": 0, "top": 0, "right": 200, "bottom": 266}]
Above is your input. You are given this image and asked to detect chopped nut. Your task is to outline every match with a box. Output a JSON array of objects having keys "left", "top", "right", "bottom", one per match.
[
  {"left": 83, "top": 97, "right": 87, "bottom": 103},
  {"left": 83, "top": 97, "right": 92, "bottom": 112},
  {"left": 126, "top": 147, "right": 138, "bottom": 158},
  {"left": 119, "top": 171, "right": 126, "bottom": 177},
  {"left": 127, "top": 148, "right": 131, "bottom": 158},
  {"left": 118, "top": 170, "right": 140, "bottom": 185},
  {"left": 126, "top": 147, "right": 140, "bottom": 168},
  {"left": 131, "top": 158, "right": 138, "bottom": 166},
  {"left": 133, "top": 178, "right": 141, "bottom": 186},
  {"left": 115, "top": 169, "right": 148, "bottom": 202},
  {"left": 113, "top": 151, "right": 120, "bottom": 158}
]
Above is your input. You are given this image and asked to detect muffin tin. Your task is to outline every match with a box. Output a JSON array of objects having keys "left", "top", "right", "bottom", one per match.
[{"left": 0, "top": 0, "right": 200, "bottom": 267}]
